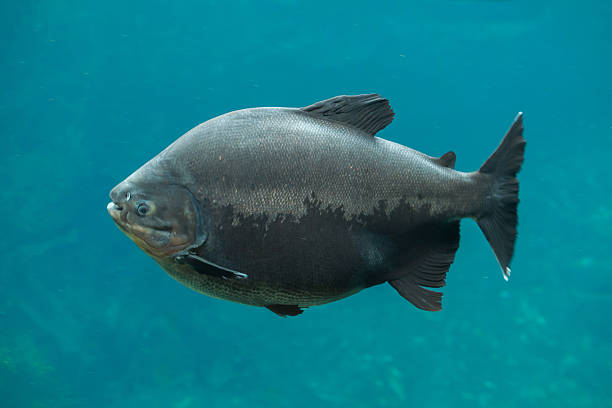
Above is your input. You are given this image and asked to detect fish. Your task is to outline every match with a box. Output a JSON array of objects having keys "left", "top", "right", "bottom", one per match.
[{"left": 107, "top": 94, "right": 525, "bottom": 317}]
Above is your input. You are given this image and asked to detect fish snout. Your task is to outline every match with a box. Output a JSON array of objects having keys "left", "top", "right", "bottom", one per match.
[{"left": 110, "top": 183, "right": 131, "bottom": 205}]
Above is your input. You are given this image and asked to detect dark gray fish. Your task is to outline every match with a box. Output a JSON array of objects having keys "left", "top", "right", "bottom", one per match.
[{"left": 107, "top": 94, "right": 525, "bottom": 317}]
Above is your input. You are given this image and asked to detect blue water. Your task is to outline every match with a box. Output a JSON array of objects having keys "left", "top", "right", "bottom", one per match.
[{"left": 1, "top": 1, "right": 611, "bottom": 407}]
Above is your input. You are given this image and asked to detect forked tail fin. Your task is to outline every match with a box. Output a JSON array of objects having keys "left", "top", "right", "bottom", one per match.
[{"left": 477, "top": 113, "right": 526, "bottom": 280}]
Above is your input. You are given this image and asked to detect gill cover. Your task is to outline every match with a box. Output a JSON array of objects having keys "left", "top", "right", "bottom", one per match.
[{"left": 172, "top": 185, "right": 208, "bottom": 254}]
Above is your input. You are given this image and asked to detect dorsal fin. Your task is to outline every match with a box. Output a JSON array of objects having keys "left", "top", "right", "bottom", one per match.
[
  {"left": 300, "top": 94, "right": 394, "bottom": 136},
  {"left": 434, "top": 151, "right": 456, "bottom": 169}
]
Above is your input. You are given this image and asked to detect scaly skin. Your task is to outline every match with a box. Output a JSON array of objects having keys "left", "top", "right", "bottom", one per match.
[{"left": 111, "top": 107, "right": 493, "bottom": 308}]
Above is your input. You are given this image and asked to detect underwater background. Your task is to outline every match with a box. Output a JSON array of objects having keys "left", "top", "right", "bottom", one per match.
[{"left": 1, "top": 1, "right": 611, "bottom": 407}]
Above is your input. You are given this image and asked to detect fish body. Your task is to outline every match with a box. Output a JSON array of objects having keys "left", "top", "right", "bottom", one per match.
[{"left": 108, "top": 95, "right": 525, "bottom": 316}]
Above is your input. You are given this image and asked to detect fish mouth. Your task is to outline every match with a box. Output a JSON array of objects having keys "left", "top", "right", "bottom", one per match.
[
  {"left": 107, "top": 200, "right": 154, "bottom": 255},
  {"left": 107, "top": 201, "right": 126, "bottom": 224},
  {"left": 107, "top": 201, "right": 132, "bottom": 236}
]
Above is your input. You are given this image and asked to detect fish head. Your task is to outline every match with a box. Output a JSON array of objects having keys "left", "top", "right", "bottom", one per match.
[{"left": 107, "top": 178, "right": 206, "bottom": 258}]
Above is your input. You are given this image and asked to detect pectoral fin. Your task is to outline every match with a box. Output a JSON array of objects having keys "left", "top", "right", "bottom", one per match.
[{"left": 175, "top": 254, "right": 248, "bottom": 280}]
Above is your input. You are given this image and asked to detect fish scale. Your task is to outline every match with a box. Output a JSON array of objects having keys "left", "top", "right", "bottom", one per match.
[{"left": 165, "top": 109, "right": 476, "bottom": 220}]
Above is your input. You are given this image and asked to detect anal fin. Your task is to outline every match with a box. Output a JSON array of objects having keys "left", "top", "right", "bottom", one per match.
[
  {"left": 388, "top": 221, "right": 460, "bottom": 311},
  {"left": 390, "top": 278, "right": 443, "bottom": 311},
  {"left": 266, "top": 304, "right": 304, "bottom": 317}
]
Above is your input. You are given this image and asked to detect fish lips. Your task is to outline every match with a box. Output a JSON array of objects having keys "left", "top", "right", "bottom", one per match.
[{"left": 107, "top": 201, "right": 128, "bottom": 224}]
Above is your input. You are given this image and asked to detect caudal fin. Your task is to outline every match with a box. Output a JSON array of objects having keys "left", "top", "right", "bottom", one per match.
[{"left": 477, "top": 113, "right": 526, "bottom": 281}]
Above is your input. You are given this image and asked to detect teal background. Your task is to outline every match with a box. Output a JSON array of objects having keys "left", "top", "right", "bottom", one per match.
[{"left": 1, "top": 1, "right": 611, "bottom": 407}]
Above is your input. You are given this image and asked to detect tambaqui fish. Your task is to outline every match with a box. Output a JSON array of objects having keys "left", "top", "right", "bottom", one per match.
[{"left": 107, "top": 94, "right": 525, "bottom": 316}]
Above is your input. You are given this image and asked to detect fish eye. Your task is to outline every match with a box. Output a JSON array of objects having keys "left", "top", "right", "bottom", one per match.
[{"left": 136, "top": 202, "right": 150, "bottom": 216}]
